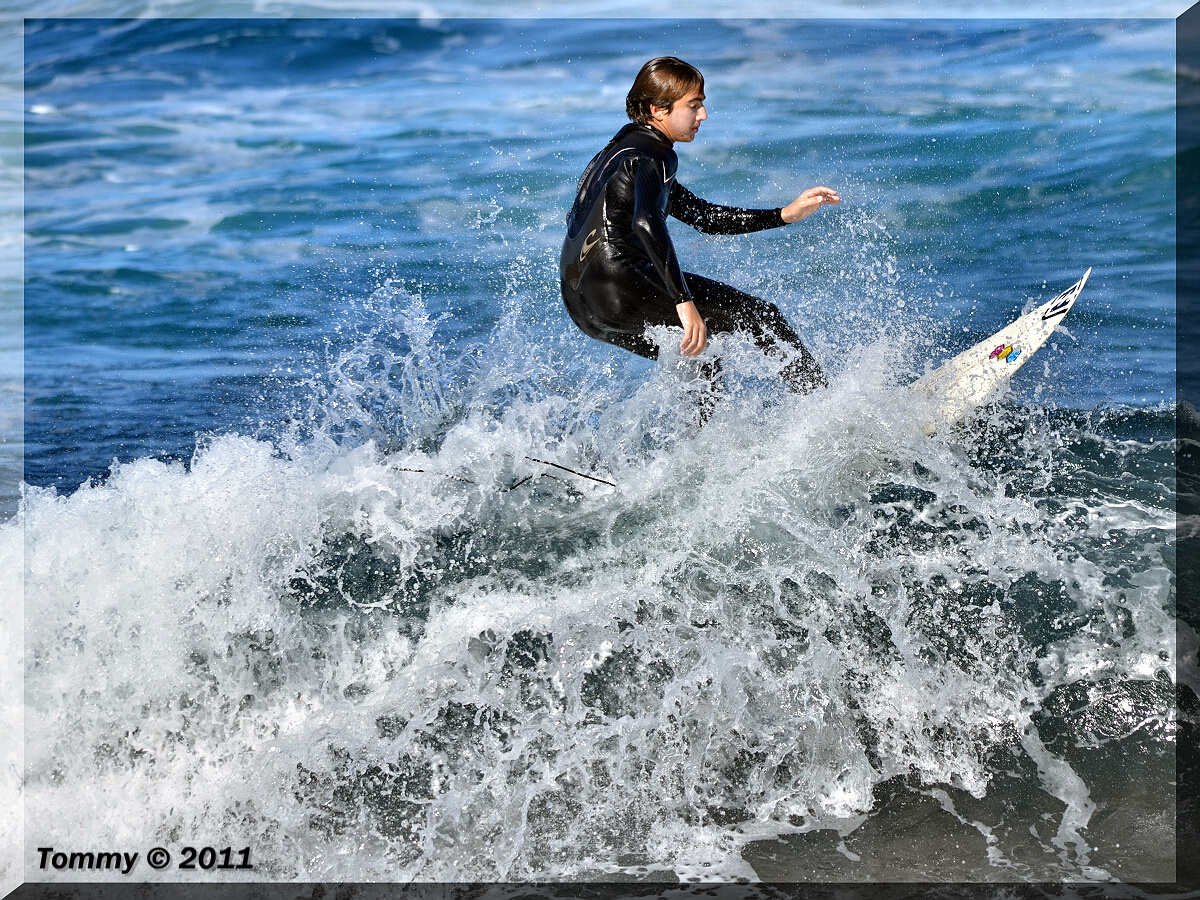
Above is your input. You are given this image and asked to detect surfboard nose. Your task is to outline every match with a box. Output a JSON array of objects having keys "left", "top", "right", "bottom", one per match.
[{"left": 913, "top": 267, "right": 1092, "bottom": 432}]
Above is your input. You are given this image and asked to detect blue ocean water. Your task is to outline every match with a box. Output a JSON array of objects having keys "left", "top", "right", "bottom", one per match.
[
  {"left": 20, "top": 18, "right": 1175, "bottom": 492},
  {"left": 11, "top": 17, "right": 1181, "bottom": 884}
]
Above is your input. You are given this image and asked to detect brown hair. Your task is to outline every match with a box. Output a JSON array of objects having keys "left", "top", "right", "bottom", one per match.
[{"left": 625, "top": 57, "right": 704, "bottom": 124}]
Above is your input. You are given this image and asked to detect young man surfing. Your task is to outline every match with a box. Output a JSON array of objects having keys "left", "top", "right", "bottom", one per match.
[{"left": 560, "top": 56, "right": 839, "bottom": 395}]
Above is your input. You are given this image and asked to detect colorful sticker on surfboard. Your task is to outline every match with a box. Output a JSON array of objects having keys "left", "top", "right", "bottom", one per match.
[{"left": 988, "top": 344, "right": 1023, "bottom": 363}]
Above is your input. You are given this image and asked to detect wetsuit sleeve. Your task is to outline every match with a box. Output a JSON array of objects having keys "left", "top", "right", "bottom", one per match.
[
  {"left": 631, "top": 156, "right": 692, "bottom": 304},
  {"left": 669, "top": 182, "right": 786, "bottom": 235}
]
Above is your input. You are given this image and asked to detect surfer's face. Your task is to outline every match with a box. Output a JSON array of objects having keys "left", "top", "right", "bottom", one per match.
[{"left": 649, "top": 88, "right": 707, "bottom": 143}]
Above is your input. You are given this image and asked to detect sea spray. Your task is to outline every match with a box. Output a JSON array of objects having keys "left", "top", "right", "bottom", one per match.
[{"left": 14, "top": 309, "right": 1179, "bottom": 879}]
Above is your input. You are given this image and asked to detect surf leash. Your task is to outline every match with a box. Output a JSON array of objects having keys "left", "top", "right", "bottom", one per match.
[{"left": 390, "top": 455, "right": 616, "bottom": 491}]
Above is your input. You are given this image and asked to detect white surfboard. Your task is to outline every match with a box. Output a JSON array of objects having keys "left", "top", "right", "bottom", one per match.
[{"left": 912, "top": 268, "right": 1090, "bottom": 428}]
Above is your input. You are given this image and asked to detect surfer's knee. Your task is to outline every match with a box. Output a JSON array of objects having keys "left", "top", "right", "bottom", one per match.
[{"left": 780, "top": 346, "right": 827, "bottom": 394}]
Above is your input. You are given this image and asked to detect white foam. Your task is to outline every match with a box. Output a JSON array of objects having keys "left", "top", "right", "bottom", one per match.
[{"left": 10, "top": 288, "right": 1178, "bottom": 881}]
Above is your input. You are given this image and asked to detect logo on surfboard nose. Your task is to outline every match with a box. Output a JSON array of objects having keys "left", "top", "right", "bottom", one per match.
[
  {"left": 1041, "top": 295, "right": 1074, "bottom": 321},
  {"left": 989, "top": 344, "right": 1021, "bottom": 363}
]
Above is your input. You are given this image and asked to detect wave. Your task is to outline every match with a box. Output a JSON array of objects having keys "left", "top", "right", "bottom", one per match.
[{"left": 7, "top": 286, "right": 1180, "bottom": 881}]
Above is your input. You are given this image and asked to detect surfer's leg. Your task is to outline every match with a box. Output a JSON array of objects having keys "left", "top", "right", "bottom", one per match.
[
  {"left": 605, "top": 328, "right": 721, "bottom": 423},
  {"left": 563, "top": 275, "right": 663, "bottom": 360},
  {"left": 683, "top": 272, "right": 827, "bottom": 393},
  {"left": 565, "top": 270, "right": 724, "bottom": 421}
]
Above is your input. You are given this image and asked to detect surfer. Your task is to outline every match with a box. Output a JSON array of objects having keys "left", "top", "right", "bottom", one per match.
[{"left": 560, "top": 56, "right": 840, "bottom": 395}]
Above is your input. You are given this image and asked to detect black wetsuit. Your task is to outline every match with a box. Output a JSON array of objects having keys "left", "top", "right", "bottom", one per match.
[{"left": 560, "top": 122, "right": 824, "bottom": 392}]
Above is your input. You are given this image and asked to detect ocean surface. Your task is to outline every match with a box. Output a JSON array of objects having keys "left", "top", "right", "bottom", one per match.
[{"left": 6, "top": 17, "right": 1183, "bottom": 884}]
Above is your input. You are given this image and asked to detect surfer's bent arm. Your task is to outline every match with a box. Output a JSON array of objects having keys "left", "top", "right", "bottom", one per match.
[
  {"left": 628, "top": 157, "right": 708, "bottom": 356},
  {"left": 668, "top": 182, "right": 786, "bottom": 235},
  {"left": 630, "top": 156, "right": 691, "bottom": 305}
]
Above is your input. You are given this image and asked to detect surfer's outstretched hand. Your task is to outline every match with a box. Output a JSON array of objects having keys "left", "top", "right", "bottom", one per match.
[
  {"left": 781, "top": 186, "right": 841, "bottom": 224},
  {"left": 676, "top": 300, "right": 708, "bottom": 357}
]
